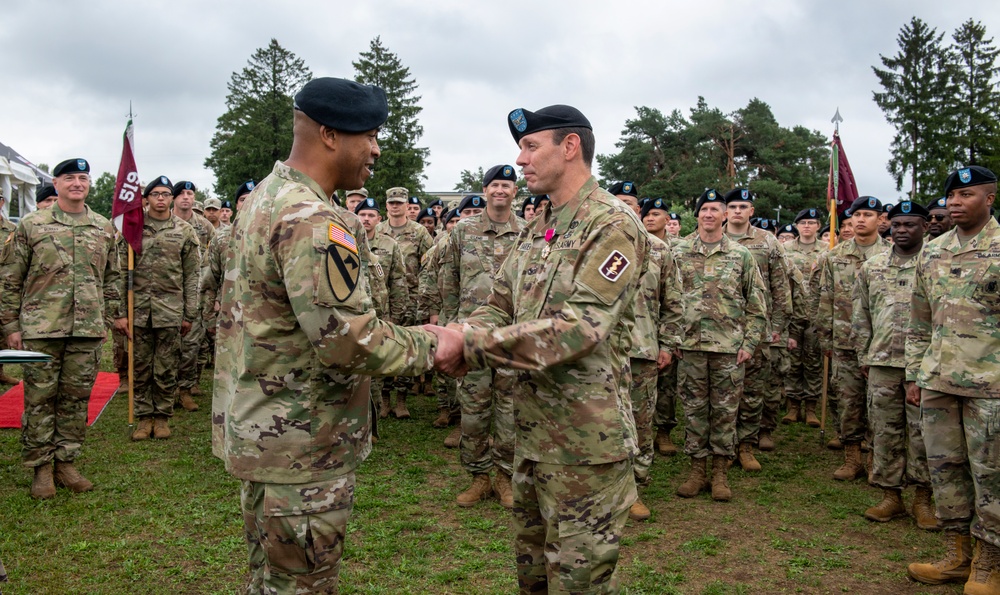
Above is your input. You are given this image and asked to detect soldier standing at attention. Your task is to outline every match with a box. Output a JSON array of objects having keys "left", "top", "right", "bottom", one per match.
[
  {"left": 1, "top": 158, "right": 122, "bottom": 498},
  {"left": 376, "top": 186, "right": 433, "bottom": 419},
  {"left": 907, "top": 166, "right": 1000, "bottom": 592},
  {"left": 817, "top": 196, "right": 890, "bottom": 480},
  {"left": 440, "top": 165, "right": 525, "bottom": 509},
  {"left": 126, "top": 176, "right": 201, "bottom": 440},
  {"left": 214, "top": 77, "right": 461, "bottom": 594},
  {"left": 673, "top": 189, "right": 767, "bottom": 502},
  {"left": 926, "top": 196, "right": 954, "bottom": 239},
  {"left": 458, "top": 105, "right": 646, "bottom": 593}
]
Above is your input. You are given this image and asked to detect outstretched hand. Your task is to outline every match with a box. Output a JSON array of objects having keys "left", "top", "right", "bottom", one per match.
[{"left": 423, "top": 324, "right": 468, "bottom": 377}]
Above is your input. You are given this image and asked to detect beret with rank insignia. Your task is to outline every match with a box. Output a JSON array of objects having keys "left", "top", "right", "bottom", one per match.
[
  {"left": 944, "top": 165, "right": 997, "bottom": 195},
  {"left": 483, "top": 164, "right": 517, "bottom": 186},
  {"left": 457, "top": 194, "right": 485, "bottom": 212},
  {"left": 608, "top": 181, "right": 638, "bottom": 198},
  {"left": 640, "top": 197, "right": 669, "bottom": 219},
  {"left": 52, "top": 158, "right": 90, "bottom": 177},
  {"left": 926, "top": 197, "right": 948, "bottom": 211},
  {"left": 695, "top": 188, "right": 724, "bottom": 214}
]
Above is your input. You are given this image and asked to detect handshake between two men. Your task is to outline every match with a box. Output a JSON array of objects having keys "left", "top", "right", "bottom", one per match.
[{"left": 422, "top": 324, "right": 468, "bottom": 378}]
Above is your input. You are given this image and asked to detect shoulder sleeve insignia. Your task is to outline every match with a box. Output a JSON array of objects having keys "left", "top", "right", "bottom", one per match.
[
  {"left": 329, "top": 223, "right": 358, "bottom": 254},
  {"left": 326, "top": 244, "right": 361, "bottom": 302},
  {"left": 599, "top": 250, "right": 631, "bottom": 282}
]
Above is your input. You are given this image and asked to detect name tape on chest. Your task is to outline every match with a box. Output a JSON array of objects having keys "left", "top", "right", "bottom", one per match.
[{"left": 599, "top": 250, "right": 631, "bottom": 282}]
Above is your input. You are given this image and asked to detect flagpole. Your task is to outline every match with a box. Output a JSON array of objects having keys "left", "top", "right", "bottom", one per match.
[
  {"left": 820, "top": 109, "right": 843, "bottom": 447},
  {"left": 127, "top": 245, "right": 135, "bottom": 425}
]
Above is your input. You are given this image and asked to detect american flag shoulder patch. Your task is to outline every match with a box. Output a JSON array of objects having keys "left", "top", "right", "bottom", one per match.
[{"left": 328, "top": 223, "right": 358, "bottom": 254}]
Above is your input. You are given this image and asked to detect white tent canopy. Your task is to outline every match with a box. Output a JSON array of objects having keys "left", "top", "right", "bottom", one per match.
[{"left": 0, "top": 141, "right": 52, "bottom": 219}]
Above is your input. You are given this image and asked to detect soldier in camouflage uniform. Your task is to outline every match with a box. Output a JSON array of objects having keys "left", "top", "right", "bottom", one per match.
[
  {"left": 0, "top": 191, "right": 19, "bottom": 386},
  {"left": 432, "top": 209, "right": 463, "bottom": 446},
  {"left": 817, "top": 196, "right": 890, "bottom": 480},
  {"left": 782, "top": 208, "right": 826, "bottom": 427},
  {"left": 375, "top": 186, "right": 433, "bottom": 419},
  {"left": 723, "top": 188, "right": 792, "bottom": 470},
  {"left": 459, "top": 105, "right": 645, "bottom": 593},
  {"left": 851, "top": 200, "right": 936, "bottom": 529},
  {"left": 1, "top": 158, "right": 121, "bottom": 499},
  {"left": 125, "top": 176, "right": 201, "bottom": 441},
  {"left": 214, "top": 78, "right": 456, "bottom": 594},
  {"left": 906, "top": 166, "right": 1000, "bottom": 592},
  {"left": 674, "top": 189, "right": 767, "bottom": 502},
  {"left": 440, "top": 168, "right": 525, "bottom": 509},
  {"left": 926, "top": 196, "right": 954, "bottom": 240}
]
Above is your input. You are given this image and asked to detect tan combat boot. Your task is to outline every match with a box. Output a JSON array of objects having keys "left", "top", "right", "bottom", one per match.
[
  {"left": 758, "top": 430, "right": 775, "bottom": 452},
  {"left": 826, "top": 436, "right": 844, "bottom": 450},
  {"left": 833, "top": 442, "right": 865, "bottom": 481},
  {"left": 30, "top": 463, "right": 56, "bottom": 499},
  {"left": 153, "top": 417, "right": 171, "bottom": 439},
  {"left": 392, "top": 394, "right": 411, "bottom": 419},
  {"left": 677, "top": 457, "right": 709, "bottom": 498},
  {"left": 493, "top": 471, "right": 514, "bottom": 509},
  {"left": 131, "top": 418, "right": 154, "bottom": 441},
  {"left": 54, "top": 461, "right": 94, "bottom": 493},
  {"left": 432, "top": 407, "right": 451, "bottom": 428},
  {"left": 178, "top": 389, "right": 199, "bottom": 412},
  {"left": 0, "top": 364, "right": 20, "bottom": 385},
  {"left": 711, "top": 456, "right": 732, "bottom": 502},
  {"left": 804, "top": 400, "right": 821, "bottom": 427},
  {"left": 190, "top": 385, "right": 204, "bottom": 396},
  {"left": 629, "top": 498, "right": 651, "bottom": 521},
  {"left": 907, "top": 530, "right": 972, "bottom": 584},
  {"left": 379, "top": 394, "right": 391, "bottom": 419},
  {"left": 912, "top": 486, "right": 940, "bottom": 531},
  {"left": 737, "top": 442, "right": 761, "bottom": 472},
  {"left": 655, "top": 429, "right": 677, "bottom": 456},
  {"left": 864, "top": 488, "right": 905, "bottom": 522},
  {"left": 456, "top": 474, "right": 492, "bottom": 507},
  {"left": 781, "top": 399, "right": 799, "bottom": 424},
  {"left": 966, "top": 540, "right": 1000, "bottom": 595},
  {"left": 443, "top": 425, "right": 462, "bottom": 448}
]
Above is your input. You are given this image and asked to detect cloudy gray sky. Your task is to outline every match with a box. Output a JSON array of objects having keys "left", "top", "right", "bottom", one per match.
[{"left": 2, "top": 0, "right": 997, "bottom": 208}]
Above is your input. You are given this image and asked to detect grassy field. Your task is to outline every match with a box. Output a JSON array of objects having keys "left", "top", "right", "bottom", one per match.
[{"left": 0, "top": 356, "right": 965, "bottom": 594}]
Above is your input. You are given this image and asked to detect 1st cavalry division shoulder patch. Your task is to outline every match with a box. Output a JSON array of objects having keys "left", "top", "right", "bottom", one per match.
[{"left": 326, "top": 223, "right": 360, "bottom": 302}]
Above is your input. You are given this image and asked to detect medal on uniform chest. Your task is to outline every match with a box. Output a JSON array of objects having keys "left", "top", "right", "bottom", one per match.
[{"left": 541, "top": 228, "right": 555, "bottom": 258}]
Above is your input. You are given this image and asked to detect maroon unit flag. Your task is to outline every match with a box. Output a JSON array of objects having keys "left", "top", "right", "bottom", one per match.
[
  {"left": 827, "top": 131, "right": 859, "bottom": 217},
  {"left": 111, "top": 119, "right": 143, "bottom": 254}
]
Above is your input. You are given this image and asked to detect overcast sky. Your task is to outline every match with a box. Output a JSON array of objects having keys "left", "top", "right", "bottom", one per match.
[{"left": 3, "top": 0, "right": 997, "bottom": 209}]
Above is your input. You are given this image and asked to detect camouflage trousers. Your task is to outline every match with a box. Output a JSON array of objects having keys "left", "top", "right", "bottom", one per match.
[
  {"left": 921, "top": 389, "right": 1000, "bottom": 546},
  {"left": 678, "top": 350, "right": 744, "bottom": 459},
  {"left": 654, "top": 360, "right": 678, "bottom": 432},
  {"left": 458, "top": 367, "right": 515, "bottom": 476},
  {"left": 113, "top": 329, "right": 128, "bottom": 375},
  {"left": 867, "top": 366, "right": 929, "bottom": 489},
  {"left": 241, "top": 474, "right": 354, "bottom": 595},
  {"left": 786, "top": 326, "right": 822, "bottom": 403},
  {"left": 736, "top": 345, "right": 770, "bottom": 445},
  {"left": 761, "top": 345, "right": 788, "bottom": 432},
  {"left": 436, "top": 375, "right": 459, "bottom": 416},
  {"left": 832, "top": 348, "right": 867, "bottom": 443},
  {"left": 630, "top": 359, "right": 658, "bottom": 483},
  {"left": 512, "top": 457, "right": 636, "bottom": 594},
  {"left": 21, "top": 338, "right": 102, "bottom": 467},
  {"left": 177, "top": 315, "right": 205, "bottom": 391},
  {"left": 133, "top": 324, "right": 182, "bottom": 419}
]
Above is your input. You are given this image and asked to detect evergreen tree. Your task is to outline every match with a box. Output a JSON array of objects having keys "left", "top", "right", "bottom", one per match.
[
  {"left": 205, "top": 39, "right": 311, "bottom": 198},
  {"left": 87, "top": 172, "right": 116, "bottom": 219},
  {"left": 947, "top": 19, "right": 1000, "bottom": 175},
  {"left": 453, "top": 167, "right": 486, "bottom": 193},
  {"left": 872, "top": 17, "right": 955, "bottom": 200},
  {"left": 354, "top": 36, "right": 429, "bottom": 202}
]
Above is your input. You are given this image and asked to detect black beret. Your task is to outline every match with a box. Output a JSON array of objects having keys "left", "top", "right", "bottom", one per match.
[
  {"left": 724, "top": 188, "right": 754, "bottom": 204},
  {"left": 882, "top": 203, "right": 893, "bottom": 213},
  {"left": 534, "top": 194, "right": 551, "bottom": 205},
  {"left": 695, "top": 188, "right": 724, "bottom": 214},
  {"left": 820, "top": 224, "right": 831, "bottom": 236},
  {"left": 668, "top": 212, "right": 680, "bottom": 221},
  {"left": 294, "top": 77, "right": 388, "bottom": 133},
  {"left": 172, "top": 180, "right": 196, "bottom": 196},
  {"left": 406, "top": 196, "right": 422, "bottom": 206},
  {"left": 794, "top": 208, "right": 822, "bottom": 223},
  {"left": 639, "top": 197, "right": 651, "bottom": 207},
  {"left": 483, "top": 164, "right": 517, "bottom": 186},
  {"left": 838, "top": 209, "right": 853, "bottom": 225},
  {"left": 508, "top": 105, "right": 592, "bottom": 144},
  {"left": 926, "top": 197, "right": 948, "bottom": 211},
  {"left": 442, "top": 209, "right": 460, "bottom": 226},
  {"left": 53, "top": 158, "right": 90, "bottom": 177},
  {"left": 778, "top": 223, "right": 799, "bottom": 237},
  {"left": 887, "top": 200, "right": 929, "bottom": 220},
  {"left": 36, "top": 185, "right": 57, "bottom": 201},
  {"left": 355, "top": 197, "right": 379, "bottom": 214},
  {"left": 850, "top": 196, "right": 883, "bottom": 213},
  {"left": 220, "top": 200, "right": 233, "bottom": 210},
  {"left": 608, "top": 181, "right": 638, "bottom": 198},
  {"left": 416, "top": 207, "right": 437, "bottom": 223},
  {"left": 944, "top": 165, "right": 997, "bottom": 195},
  {"left": 235, "top": 180, "right": 256, "bottom": 200},
  {"left": 521, "top": 196, "right": 533, "bottom": 212},
  {"left": 755, "top": 218, "right": 774, "bottom": 231},
  {"left": 143, "top": 175, "right": 173, "bottom": 197},
  {"left": 640, "top": 197, "right": 669, "bottom": 220},
  {"left": 457, "top": 194, "right": 486, "bottom": 212},
  {"left": 428, "top": 199, "right": 444, "bottom": 208}
]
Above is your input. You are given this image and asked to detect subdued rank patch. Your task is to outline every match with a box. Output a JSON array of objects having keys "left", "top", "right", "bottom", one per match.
[
  {"left": 599, "top": 250, "right": 631, "bottom": 282},
  {"left": 328, "top": 223, "right": 357, "bottom": 254},
  {"left": 327, "top": 244, "right": 360, "bottom": 302}
]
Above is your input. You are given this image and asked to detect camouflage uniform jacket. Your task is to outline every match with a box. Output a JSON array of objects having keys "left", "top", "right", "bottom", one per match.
[
  {"left": 181, "top": 211, "right": 216, "bottom": 250},
  {"left": 784, "top": 239, "right": 826, "bottom": 320},
  {"left": 368, "top": 232, "right": 407, "bottom": 324},
  {"left": 0, "top": 218, "right": 14, "bottom": 234},
  {"left": 817, "top": 237, "right": 890, "bottom": 352},
  {"left": 201, "top": 224, "right": 231, "bottom": 331},
  {"left": 727, "top": 225, "right": 792, "bottom": 343},
  {"left": 462, "top": 177, "right": 647, "bottom": 465},
  {"left": 629, "top": 233, "right": 683, "bottom": 361},
  {"left": 906, "top": 217, "right": 1000, "bottom": 398},
  {"left": 852, "top": 248, "right": 918, "bottom": 369},
  {"left": 418, "top": 240, "right": 443, "bottom": 323},
  {"left": 374, "top": 218, "right": 432, "bottom": 323},
  {"left": 119, "top": 215, "right": 201, "bottom": 328},
  {"left": 674, "top": 233, "right": 767, "bottom": 355},
  {"left": 440, "top": 209, "right": 525, "bottom": 324},
  {"left": 786, "top": 259, "right": 810, "bottom": 338},
  {"left": 0, "top": 204, "right": 120, "bottom": 339},
  {"left": 214, "top": 161, "right": 437, "bottom": 484}
]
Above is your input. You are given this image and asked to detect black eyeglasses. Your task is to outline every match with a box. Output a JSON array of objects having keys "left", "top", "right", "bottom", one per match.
[{"left": 929, "top": 214, "right": 948, "bottom": 222}]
